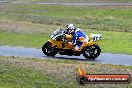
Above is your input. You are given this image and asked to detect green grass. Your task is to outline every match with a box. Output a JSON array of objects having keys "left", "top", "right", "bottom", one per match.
[
  {"left": 0, "top": 31, "right": 132, "bottom": 54},
  {"left": 0, "top": 31, "right": 49, "bottom": 48},
  {"left": 0, "top": 4, "right": 132, "bottom": 32},
  {"left": 0, "top": 59, "right": 60, "bottom": 88},
  {"left": 0, "top": 56, "right": 132, "bottom": 88}
]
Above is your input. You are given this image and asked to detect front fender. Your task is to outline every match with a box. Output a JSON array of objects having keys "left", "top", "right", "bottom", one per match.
[{"left": 48, "top": 39, "right": 63, "bottom": 48}]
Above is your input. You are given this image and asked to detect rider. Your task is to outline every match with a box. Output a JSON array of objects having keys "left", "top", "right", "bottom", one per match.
[{"left": 66, "top": 24, "right": 89, "bottom": 51}]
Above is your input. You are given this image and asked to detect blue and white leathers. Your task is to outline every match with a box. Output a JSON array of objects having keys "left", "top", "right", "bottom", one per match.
[{"left": 72, "top": 28, "right": 89, "bottom": 50}]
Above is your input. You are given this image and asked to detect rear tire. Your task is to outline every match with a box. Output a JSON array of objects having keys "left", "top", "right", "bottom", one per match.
[
  {"left": 42, "top": 42, "right": 58, "bottom": 56},
  {"left": 83, "top": 45, "right": 101, "bottom": 59}
]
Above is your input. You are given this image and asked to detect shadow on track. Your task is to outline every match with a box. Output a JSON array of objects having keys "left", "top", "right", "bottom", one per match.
[{"left": 42, "top": 55, "right": 99, "bottom": 62}]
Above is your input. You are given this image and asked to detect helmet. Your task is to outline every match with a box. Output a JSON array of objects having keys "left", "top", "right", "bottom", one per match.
[
  {"left": 66, "top": 24, "right": 74, "bottom": 30},
  {"left": 66, "top": 24, "right": 75, "bottom": 34}
]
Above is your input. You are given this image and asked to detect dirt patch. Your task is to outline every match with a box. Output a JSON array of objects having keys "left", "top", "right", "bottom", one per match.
[
  {"left": 0, "top": 20, "right": 60, "bottom": 35},
  {"left": 0, "top": 56, "right": 131, "bottom": 87}
]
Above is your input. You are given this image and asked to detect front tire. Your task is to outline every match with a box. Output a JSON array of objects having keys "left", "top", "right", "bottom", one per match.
[
  {"left": 42, "top": 42, "right": 58, "bottom": 56},
  {"left": 83, "top": 45, "right": 101, "bottom": 59}
]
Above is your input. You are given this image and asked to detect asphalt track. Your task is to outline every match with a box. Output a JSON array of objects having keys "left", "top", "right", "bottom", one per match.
[
  {"left": 0, "top": 1, "right": 132, "bottom": 6},
  {"left": 0, "top": 46, "right": 132, "bottom": 66}
]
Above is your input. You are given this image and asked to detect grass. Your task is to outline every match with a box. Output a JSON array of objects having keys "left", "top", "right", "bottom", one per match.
[
  {"left": 0, "top": 31, "right": 48, "bottom": 48},
  {"left": 0, "top": 56, "right": 132, "bottom": 88},
  {"left": 0, "top": 58, "right": 61, "bottom": 88},
  {"left": 0, "top": 4, "right": 132, "bottom": 32}
]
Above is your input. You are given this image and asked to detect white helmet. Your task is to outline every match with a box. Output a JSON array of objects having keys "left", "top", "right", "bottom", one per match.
[{"left": 66, "top": 24, "right": 74, "bottom": 30}]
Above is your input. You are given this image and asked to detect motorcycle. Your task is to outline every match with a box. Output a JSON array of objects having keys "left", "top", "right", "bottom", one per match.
[{"left": 42, "top": 28, "right": 102, "bottom": 59}]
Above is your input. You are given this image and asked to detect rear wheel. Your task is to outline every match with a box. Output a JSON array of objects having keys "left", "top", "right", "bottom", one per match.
[
  {"left": 83, "top": 45, "right": 101, "bottom": 59},
  {"left": 42, "top": 42, "right": 58, "bottom": 56}
]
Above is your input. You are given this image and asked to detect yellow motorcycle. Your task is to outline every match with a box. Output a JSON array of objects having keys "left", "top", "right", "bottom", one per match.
[{"left": 42, "top": 28, "right": 102, "bottom": 59}]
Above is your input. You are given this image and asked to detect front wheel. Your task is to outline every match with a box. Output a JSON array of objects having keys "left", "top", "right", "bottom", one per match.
[
  {"left": 42, "top": 42, "right": 58, "bottom": 56},
  {"left": 83, "top": 45, "right": 101, "bottom": 59}
]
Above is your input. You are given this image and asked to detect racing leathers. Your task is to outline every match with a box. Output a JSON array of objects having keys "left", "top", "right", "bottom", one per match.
[{"left": 71, "top": 28, "right": 89, "bottom": 51}]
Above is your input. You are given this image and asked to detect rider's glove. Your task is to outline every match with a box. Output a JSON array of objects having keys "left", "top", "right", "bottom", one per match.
[
  {"left": 62, "top": 39, "right": 68, "bottom": 43},
  {"left": 64, "top": 39, "right": 68, "bottom": 43}
]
